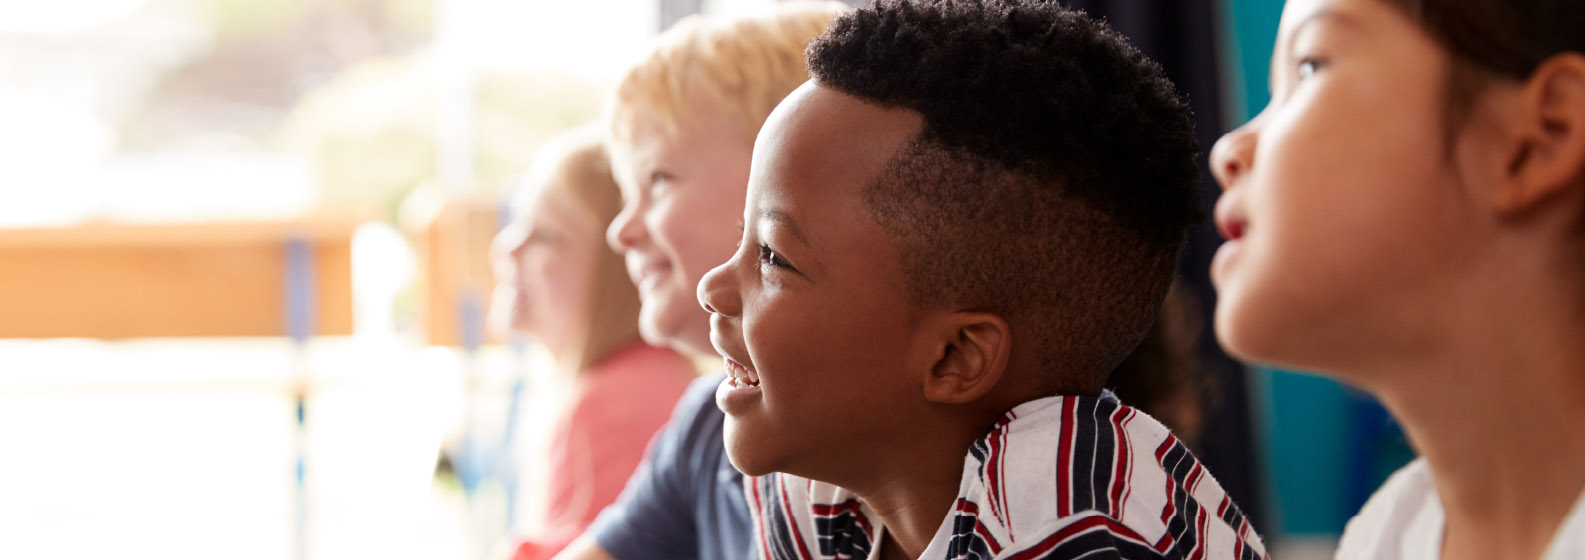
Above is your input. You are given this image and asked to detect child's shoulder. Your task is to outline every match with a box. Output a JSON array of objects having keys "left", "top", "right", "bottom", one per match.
[
  {"left": 1335, "top": 459, "right": 1438, "bottom": 558},
  {"left": 959, "top": 394, "right": 1268, "bottom": 559}
]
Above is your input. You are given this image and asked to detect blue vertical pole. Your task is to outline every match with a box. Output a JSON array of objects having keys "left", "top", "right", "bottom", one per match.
[
  {"left": 500, "top": 336, "right": 527, "bottom": 531},
  {"left": 285, "top": 237, "right": 317, "bottom": 560},
  {"left": 492, "top": 198, "right": 527, "bottom": 532},
  {"left": 457, "top": 287, "right": 486, "bottom": 497}
]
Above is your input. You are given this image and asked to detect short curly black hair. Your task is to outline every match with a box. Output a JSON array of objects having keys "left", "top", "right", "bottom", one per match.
[{"left": 808, "top": 0, "right": 1200, "bottom": 391}]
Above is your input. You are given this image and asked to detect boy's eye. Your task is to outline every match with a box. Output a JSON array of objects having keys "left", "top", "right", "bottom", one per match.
[
  {"left": 648, "top": 172, "right": 672, "bottom": 194},
  {"left": 1296, "top": 57, "right": 1325, "bottom": 81},
  {"left": 758, "top": 244, "right": 794, "bottom": 271}
]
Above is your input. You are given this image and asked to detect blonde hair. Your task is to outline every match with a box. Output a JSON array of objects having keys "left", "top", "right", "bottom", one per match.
[
  {"left": 606, "top": 1, "right": 849, "bottom": 144},
  {"left": 526, "top": 124, "right": 644, "bottom": 374}
]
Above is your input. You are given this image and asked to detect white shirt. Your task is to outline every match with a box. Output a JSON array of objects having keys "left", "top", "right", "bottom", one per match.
[{"left": 1336, "top": 459, "right": 1585, "bottom": 559}]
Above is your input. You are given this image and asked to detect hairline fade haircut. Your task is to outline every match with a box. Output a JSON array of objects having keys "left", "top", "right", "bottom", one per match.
[
  {"left": 603, "top": 1, "right": 849, "bottom": 148},
  {"left": 807, "top": 0, "right": 1201, "bottom": 392}
]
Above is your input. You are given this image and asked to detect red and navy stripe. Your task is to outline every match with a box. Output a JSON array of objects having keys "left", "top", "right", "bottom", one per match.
[
  {"left": 810, "top": 499, "right": 874, "bottom": 559},
  {"left": 944, "top": 498, "right": 1005, "bottom": 560},
  {"left": 756, "top": 475, "right": 815, "bottom": 560}
]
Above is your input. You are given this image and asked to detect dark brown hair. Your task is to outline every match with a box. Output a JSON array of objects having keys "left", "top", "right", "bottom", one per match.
[{"left": 1379, "top": 0, "right": 1585, "bottom": 126}]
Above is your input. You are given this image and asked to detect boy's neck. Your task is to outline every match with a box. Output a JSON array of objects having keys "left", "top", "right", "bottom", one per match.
[
  {"left": 836, "top": 374, "right": 1094, "bottom": 557},
  {"left": 838, "top": 409, "right": 1004, "bottom": 559}
]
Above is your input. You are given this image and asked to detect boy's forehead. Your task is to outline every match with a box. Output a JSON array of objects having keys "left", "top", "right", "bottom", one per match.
[
  {"left": 610, "top": 110, "right": 751, "bottom": 182},
  {"left": 752, "top": 84, "right": 921, "bottom": 204}
]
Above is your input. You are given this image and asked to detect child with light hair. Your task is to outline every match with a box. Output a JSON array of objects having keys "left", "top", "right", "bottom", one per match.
[
  {"left": 489, "top": 125, "right": 696, "bottom": 560},
  {"left": 602, "top": 1, "right": 851, "bottom": 359},
  {"left": 553, "top": 4, "right": 851, "bottom": 560}
]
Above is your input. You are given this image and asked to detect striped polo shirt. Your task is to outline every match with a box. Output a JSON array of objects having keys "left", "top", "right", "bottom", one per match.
[{"left": 745, "top": 394, "right": 1268, "bottom": 560}]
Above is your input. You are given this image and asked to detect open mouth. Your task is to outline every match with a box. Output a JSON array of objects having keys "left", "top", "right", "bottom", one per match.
[
  {"left": 715, "top": 354, "right": 763, "bottom": 416},
  {"left": 627, "top": 255, "right": 672, "bottom": 292},
  {"left": 724, "top": 357, "right": 759, "bottom": 387}
]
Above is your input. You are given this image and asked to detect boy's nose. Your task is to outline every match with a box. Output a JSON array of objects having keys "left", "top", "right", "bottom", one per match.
[
  {"left": 606, "top": 199, "right": 647, "bottom": 253},
  {"left": 697, "top": 260, "right": 741, "bottom": 318},
  {"left": 1210, "top": 122, "right": 1258, "bottom": 191}
]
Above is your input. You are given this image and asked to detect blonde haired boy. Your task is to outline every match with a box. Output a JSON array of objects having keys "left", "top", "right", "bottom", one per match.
[{"left": 552, "top": 3, "right": 848, "bottom": 560}]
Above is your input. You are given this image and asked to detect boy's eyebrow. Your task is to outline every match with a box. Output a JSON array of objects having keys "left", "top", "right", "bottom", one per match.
[{"left": 759, "top": 209, "right": 812, "bottom": 247}]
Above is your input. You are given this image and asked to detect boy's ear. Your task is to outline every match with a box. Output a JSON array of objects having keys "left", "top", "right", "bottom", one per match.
[
  {"left": 1493, "top": 53, "right": 1585, "bottom": 215},
  {"left": 917, "top": 311, "right": 1012, "bottom": 405}
]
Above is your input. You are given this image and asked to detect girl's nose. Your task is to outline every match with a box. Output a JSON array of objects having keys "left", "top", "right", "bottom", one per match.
[{"left": 1210, "top": 121, "right": 1259, "bottom": 192}]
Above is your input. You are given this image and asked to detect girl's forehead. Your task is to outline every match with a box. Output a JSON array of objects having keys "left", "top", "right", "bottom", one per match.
[
  {"left": 510, "top": 171, "right": 557, "bottom": 214},
  {"left": 1278, "top": 0, "right": 1394, "bottom": 38},
  {"left": 513, "top": 177, "right": 590, "bottom": 230}
]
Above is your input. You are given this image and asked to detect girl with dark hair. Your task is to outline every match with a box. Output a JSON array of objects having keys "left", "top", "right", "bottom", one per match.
[{"left": 1210, "top": 0, "right": 1585, "bottom": 557}]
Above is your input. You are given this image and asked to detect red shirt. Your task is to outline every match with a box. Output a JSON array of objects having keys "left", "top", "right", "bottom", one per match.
[{"left": 508, "top": 343, "right": 697, "bottom": 560}]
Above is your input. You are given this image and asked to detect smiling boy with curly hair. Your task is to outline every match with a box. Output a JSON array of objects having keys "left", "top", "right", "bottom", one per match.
[{"left": 696, "top": 1, "right": 1267, "bottom": 558}]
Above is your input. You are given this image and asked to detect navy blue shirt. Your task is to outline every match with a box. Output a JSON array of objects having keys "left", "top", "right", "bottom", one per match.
[{"left": 589, "top": 374, "right": 751, "bottom": 560}]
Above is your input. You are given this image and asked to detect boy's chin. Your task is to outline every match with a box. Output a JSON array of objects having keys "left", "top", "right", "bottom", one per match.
[{"left": 721, "top": 417, "right": 780, "bottom": 477}]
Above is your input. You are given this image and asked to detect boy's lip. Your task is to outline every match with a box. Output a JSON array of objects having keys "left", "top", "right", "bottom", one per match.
[
  {"left": 715, "top": 367, "right": 762, "bottom": 416},
  {"left": 712, "top": 337, "right": 762, "bottom": 416},
  {"left": 626, "top": 254, "right": 672, "bottom": 291},
  {"left": 709, "top": 320, "right": 760, "bottom": 387},
  {"left": 710, "top": 339, "right": 759, "bottom": 387}
]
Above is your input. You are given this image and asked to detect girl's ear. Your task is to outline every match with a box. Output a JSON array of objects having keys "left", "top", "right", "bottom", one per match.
[{"left": 1494, "top": 53, "right": 1585, "bottom": 215}]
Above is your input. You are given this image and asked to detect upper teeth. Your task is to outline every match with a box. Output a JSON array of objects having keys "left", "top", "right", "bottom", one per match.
[{"left": 726, "top": 358, "right": 760, "bottom": 385}]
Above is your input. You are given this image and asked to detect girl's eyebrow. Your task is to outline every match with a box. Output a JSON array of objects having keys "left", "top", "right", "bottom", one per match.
[{"left": 1269, "top": 8, "right": 1363, "bottom": 94}]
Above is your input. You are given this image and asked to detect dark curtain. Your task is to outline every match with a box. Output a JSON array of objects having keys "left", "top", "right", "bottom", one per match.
[{"left": 1060, "top": 0, "right": 1267, "bottom": 529}]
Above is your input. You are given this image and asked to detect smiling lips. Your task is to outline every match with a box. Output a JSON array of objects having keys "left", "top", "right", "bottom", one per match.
[
  {"left": 724, "top": 357, "right": 760, "bottom": 387},
  {"left": 628, "top": 256, "right": 672, "bottom": 291}
]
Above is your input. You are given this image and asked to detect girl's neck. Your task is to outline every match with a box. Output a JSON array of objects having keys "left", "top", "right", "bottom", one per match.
[{"left": 1364, "top": 278, "right": 1585, "bottom": 560}]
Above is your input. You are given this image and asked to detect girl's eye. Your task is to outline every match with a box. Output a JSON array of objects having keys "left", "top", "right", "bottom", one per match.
[
  {"left": 758, "top": 244, "right": 793, "bottom": 271},
  {"left": 528, "top": 230, "right": 561, "bottom": 247}
]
